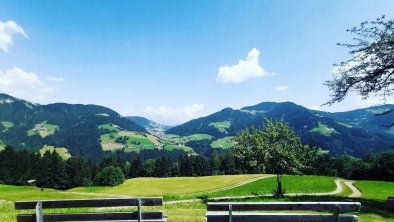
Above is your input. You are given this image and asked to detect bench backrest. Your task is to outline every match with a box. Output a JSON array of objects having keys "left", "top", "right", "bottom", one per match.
[
  {"left": 15, "top": 198, "right": 165, "bottom": 222},
  {"left": 206, "top": 202, "right": 361, "bottom": 222},
  {"left": 15, "top": 198, "right": 163, "bottom": 209},
  {"left": 208, "top": 202, "right": 361, "bottom": 212}
]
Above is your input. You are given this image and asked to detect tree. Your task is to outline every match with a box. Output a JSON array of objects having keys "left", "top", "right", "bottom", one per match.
[
  {"left": 325, "top": 16, "right": 394, "bottom": 105},
  {"left": 95, "top": 166, "right": 125, "bottom": 186},
  {"left": 234, "top": 119, "right": 317, "bottom": 196}
]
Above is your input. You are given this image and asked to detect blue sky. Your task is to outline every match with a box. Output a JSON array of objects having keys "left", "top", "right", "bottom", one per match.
[{"left": 0, "top": 0, "right": 393, "bottom": 125}]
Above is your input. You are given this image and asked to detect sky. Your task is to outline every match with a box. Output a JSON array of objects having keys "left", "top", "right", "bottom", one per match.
[{"left": 0, "top": 0, "right": 393, "bottom": 125}]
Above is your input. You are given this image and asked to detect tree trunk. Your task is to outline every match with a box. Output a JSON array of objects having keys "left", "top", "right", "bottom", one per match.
[{"left": 276, "top": 174, "right": 283, "bottom": 197}]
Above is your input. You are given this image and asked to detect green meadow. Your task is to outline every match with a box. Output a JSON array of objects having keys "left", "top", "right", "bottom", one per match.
[
  {"left": 211, "top": 136, "right": 234, "bottom": 149},
  {"left": 309, "top": 122, "right": 338, "bottom": 136},
  {"left": 27, "top": 122, "right": 59, "bottom": 138}
]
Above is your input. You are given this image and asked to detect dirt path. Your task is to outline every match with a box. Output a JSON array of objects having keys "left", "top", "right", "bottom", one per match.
[{"left": 344, "top": 180, "right": 362, "bottom": 198}]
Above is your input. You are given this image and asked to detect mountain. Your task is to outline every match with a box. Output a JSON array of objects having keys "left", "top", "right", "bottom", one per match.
[
  {"left": 126, "top": 116, "right": 172, "bottom": 136},
  {"left": 166, "top": 101, "right": 394, "bottom": 156},
  {"left": 0, "top": 94, "right": 152, "bottom": 160},
  {"left": 315, "top": 105, "right": 394, "bottom": 135}
]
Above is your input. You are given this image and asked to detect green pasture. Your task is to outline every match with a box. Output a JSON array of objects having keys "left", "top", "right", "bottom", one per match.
[
  {"left": 355, "top": 180, "right": 394, "bottom": 202},
  {"left": 27, "top": 122, "right": 59, "bottom": 138},
  {"left": 39, "top": 145, "right": 72, "bottom": 159},
  {"left": 206, "top": 175, "right": 337, "bottom": 198},
  {"left": 98, "top": 124, "right": 156, "bottom": 151},
  {"left": 209, "top": 121, "right": 231, "bottom": 133},
  {"left": 309, "top": 122, "right": 338, "bottom": 136},
  {"left": 68, "top": 174, "right": 264, "bottom": 198},
  {"left": 211, "top": 136, "right": 234, "bottom": 149},
  {"left": 0, "top": 121, "right": 14, "bottom": 129}
]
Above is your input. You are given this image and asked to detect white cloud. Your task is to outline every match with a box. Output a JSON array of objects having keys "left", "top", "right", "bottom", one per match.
[
  {"left": 276, "top": 85, "right": 289, "bottom": 91},
  {"left": 0, "top": 67, "right": 55, "bottom": 102},
  {"left": 47, "top": 76, "right": 65, "bottom": 82},
  {"left": 216, "top": 48, "right": 267, "bottom": 83},
  {"left": 142, "top": 103, "right": 205, "bottom": 125},
  {"left": 308, "top": 105, "right": 321, "bottom": 111},
  {"left": 0, "top": 20, "right": 28, "bottom": 52},
  {"left": 355, "top": 94, "right": 394, "bottom": 108}
]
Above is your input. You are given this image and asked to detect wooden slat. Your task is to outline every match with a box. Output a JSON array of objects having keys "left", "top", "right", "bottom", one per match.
[
  {"left": 17, "top": 211, "right": 164, "bottom": 222},
  {"left": 15, "top": 198, "right": 163, "bottom": 209},
  {"left": 206, "top": 212, "right": 358, "bottom": 222},
  {"left": 207, "top": 202, "right": 361, "bottom": 213}
]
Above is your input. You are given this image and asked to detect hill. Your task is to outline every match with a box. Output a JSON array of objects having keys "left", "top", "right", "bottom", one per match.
[
  {"left": 0, "top": 94, "right": 155, "bottom": 159},
  {"left": 166, "top": 101, "right": 394, "bottom": 156},
  {"left": 126, "top": 116, "right": 172, "bottom": 136}
]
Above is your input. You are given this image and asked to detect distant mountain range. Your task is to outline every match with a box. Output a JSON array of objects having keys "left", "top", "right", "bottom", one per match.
[
  {"left": 0, "top": 93, "right": 393, "bottom": 159},
  {"left": 166, "top": 102, "right": 394, "bottom": 156},
  {"left": 0, "top": 93, "right": 145, "bottom": 160}
]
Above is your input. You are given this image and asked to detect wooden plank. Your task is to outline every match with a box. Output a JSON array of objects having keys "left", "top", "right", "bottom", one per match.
[
  {"left": 15, "top": 198, "right": 163, "bottom": 209},
  {"left": 206, "top": 212, "right": 358, "bottom": 222},
  {"left": 17, "top": 211, "right": 164, "bottom": 222},
  {"left": 207, "top": 202, "right": 361, "bottom": 213}
]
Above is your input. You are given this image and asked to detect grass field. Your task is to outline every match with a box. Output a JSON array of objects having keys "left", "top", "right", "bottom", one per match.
[
  {"left": 355, "top": 180, "right": 394, "bottom": 202},
  {"left": 0, "top": 121, "right": 14, "bottom": 129},
  {"left": 27, "top": 122, "right": 59, "bottom": 138},
  {"left": 206, "top": 175, "right": 336, "bottom": 198},
  {"left": 98, "top": 124, "right": 156, "bottom": 152},
  {"left": 39, "top": 145, "right": 72, "bottom": 159},
  {"left": 211, "top": 136, "right": 234, "bottom": 149},
  {"left": 209, "top": 121, "right": 231, "bottom": 133},
  {"left": 68, "top": 174, "right": 264, "bottom": 198},
  {"left": 309, "top": 122, "right": 338, "bottom": 136},
  {"left": 1, "top": 175, "right": 394, "bottom": 222}
]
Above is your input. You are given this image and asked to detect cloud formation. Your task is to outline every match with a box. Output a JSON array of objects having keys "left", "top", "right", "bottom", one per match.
[
  {"left": 355, "top": 94, "right": 394, "bottom": 108},
  {"left": 276, "top": 85, "right": 289, "bottom": 91},
  {"left": 47, "top": 76, "right": 65, "bottom": 82},
  {"left": 216, "top": 48, "right": 267, "bottom": 83},
  {"left": 0, "top": 20, "right": 28, "bottom": 52},
  {"left": 0, "top": 67, "right": 55, "bottom": 102},
  {"left": 143, "top": 103, "right": 205, "bottom": 125}
]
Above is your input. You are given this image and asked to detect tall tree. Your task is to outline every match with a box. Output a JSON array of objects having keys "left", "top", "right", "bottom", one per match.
[
  {"left": 325, "top": 16, "right": 394, "bottom": 105},
  {"left": 234, "top": 119, "right": 317, "bottom": 196}
]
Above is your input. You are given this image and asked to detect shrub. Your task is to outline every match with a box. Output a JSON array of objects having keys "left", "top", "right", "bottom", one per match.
[{"left": 95, "top": 166, "right": 125, "bottom": 186}]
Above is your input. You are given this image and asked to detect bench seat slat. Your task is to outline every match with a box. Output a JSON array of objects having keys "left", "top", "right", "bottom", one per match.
[
  {"left": 206, "top": 212, "right": 358, "bottom": 222},
  {"left": 17, "top": 211, "right": 164, "bottom": 222},
  {"left": 15, "top": 198, "right": 163, "bottom": 209},
  {"left": 207, "top": 202, "right": 361, "bottom": 213}
]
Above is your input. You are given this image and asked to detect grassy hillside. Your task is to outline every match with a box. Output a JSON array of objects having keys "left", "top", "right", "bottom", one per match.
[
  {"left": 68, "top": 174, "right": 264, "bottom": 198},
  {"left": 355, "top": 180, "right": 394, "bottom": 201},
  {"left": 206, "top": 175, "right": 337, "bottom": 198},
  {"left": 1, "top": 175, "right": 394, "bottom": 222}
]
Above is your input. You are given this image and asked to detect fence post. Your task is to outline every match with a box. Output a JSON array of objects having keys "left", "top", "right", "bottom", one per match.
[
  {"left": 35, "top": 202, "right": 43, "bottom": 222},
  {"left": 137, "top": 198, "right": 142, "bottom": 222},
  {"left": 228, "top": 204, "right": 232, "bottom": 222},
  {"left": 332, "top": 204, "right": 340, "bottom": 222}
]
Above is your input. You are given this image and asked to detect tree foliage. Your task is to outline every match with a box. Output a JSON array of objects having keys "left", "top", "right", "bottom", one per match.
[
  {"left": 234, "top": 119, "right": 317, "bottom": 175},
  {"left": 325, "top": 15, "right": 394, "bottom": 105},
  {"left": 95, "top": 166, "right": 125, "bottom": 186}
]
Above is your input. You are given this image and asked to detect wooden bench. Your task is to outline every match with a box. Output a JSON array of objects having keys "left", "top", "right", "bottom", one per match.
[
  {"left": 206, "top": 202, "right": 361, "bottom": 222},
  {"left": 386, "top": 196, "right": 394, "bottom": 210},
  {"left": 15, "top": 198, "right": 166, "bottom": 222}
]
